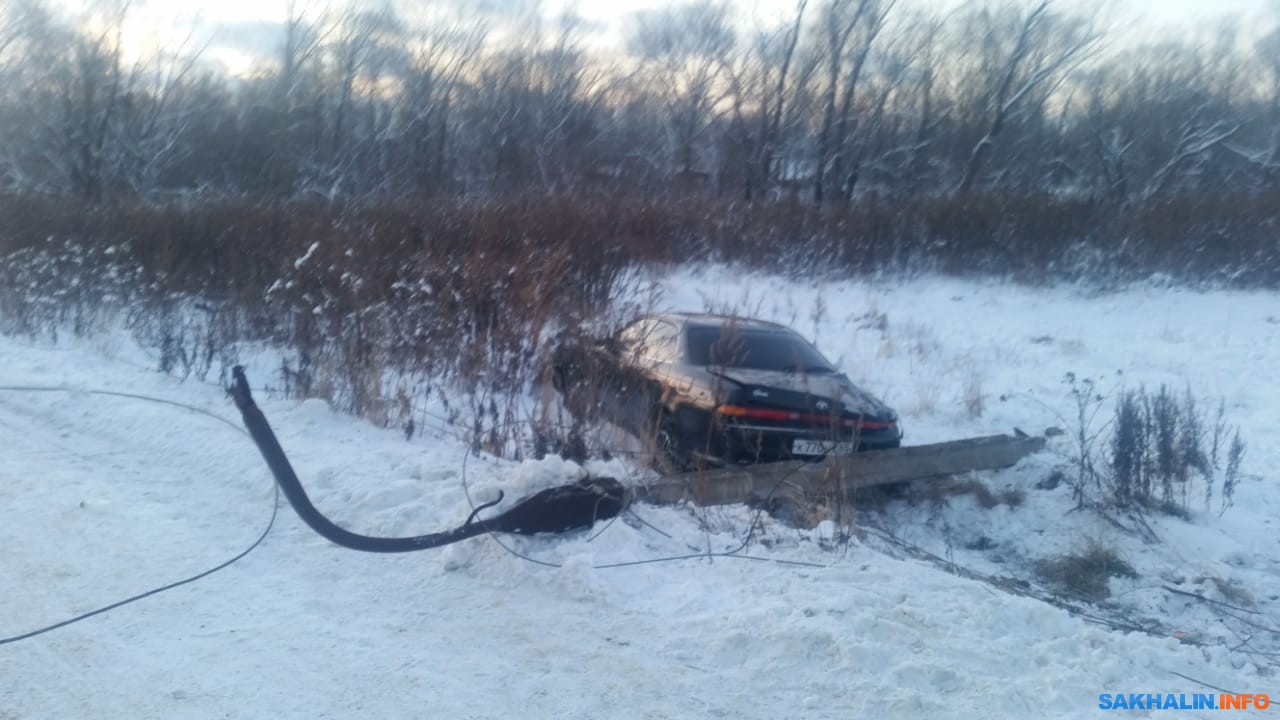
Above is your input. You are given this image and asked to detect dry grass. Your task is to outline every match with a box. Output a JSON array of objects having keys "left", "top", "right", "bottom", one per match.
[
  {"left": 1108, "top": 384, "right": 1246, "bottom": 516},
  {"left": 1205, "top": 576, "right": 1256, "bottom": 608},
  {"left": 1036, "top": 541, "right": 1138, "bottom": 601},
  {"left": 907, "top": 477, "right": 1027, "bottom": 510},
  {"left": 0, "top": 191, "right": 1276, "bottom": 459},
  {"left": 961, "top": 360, "right": 986, "bottom": 419}
]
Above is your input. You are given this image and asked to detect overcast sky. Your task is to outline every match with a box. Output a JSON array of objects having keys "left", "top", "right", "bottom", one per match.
[{"left": 49, "top": 0, "right": 1279, "bottom": 76}]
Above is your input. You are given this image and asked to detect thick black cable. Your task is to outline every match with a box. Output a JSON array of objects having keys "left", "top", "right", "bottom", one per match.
[
  {"left": 229, "top": 367, "right": 625, "bottom": 551},
  {"left": 229, "top": 368, "right": 494, "bottom": 552},
  {"left": 0, "top": 384, "right": 279, "bottom": 646}
]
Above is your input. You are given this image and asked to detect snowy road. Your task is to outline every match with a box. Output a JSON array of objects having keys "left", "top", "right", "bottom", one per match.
[{"left": 2, "top": 274, "right": 1277, "bottom": 719}]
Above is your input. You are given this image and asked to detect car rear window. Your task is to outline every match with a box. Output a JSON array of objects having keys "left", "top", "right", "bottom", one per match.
[{"left": 685, "top": 327, "right": 831, "bottom": 371}]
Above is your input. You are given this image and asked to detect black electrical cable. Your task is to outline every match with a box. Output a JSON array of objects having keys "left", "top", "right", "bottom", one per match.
[
  {"left": 228, "top": 367, "right": 627, "bottom": 551},
  {"left": 0, "top": 384, "right": 279, "bottom": 646},
  {"left": 0, "top": 501, "right": 277, "bottom": 646},
  {"left": 459, "top": 440, "right": 833, "bottom": 570},
  {"left": 0, "top": 385, "right": 249, "bottom": 435},
  {"left": 0, "top": 371, "right": 844, "bottom": 644}
]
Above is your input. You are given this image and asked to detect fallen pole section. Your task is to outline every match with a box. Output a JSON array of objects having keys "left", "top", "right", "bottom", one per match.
[{"left": 634, "top": 433, "right": 1047, "bottom": 525}]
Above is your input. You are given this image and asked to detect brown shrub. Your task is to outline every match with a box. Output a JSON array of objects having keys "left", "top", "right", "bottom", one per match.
[{"left": 1, "top": 189, "right": 1277, "bottom": 457}]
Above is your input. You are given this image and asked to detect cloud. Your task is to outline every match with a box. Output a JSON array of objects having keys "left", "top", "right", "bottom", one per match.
[{"left": 205, "top": 19, "right": 285, "bottom": 62}]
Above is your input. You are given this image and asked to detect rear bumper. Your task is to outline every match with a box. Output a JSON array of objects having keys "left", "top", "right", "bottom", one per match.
[{"left": 720, "top": 421, "right": 902, "bottom": 461}]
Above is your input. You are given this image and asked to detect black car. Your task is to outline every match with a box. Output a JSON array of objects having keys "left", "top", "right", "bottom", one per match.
[{"left": 551, "top": 313, "right": 901, "bottom": 469}]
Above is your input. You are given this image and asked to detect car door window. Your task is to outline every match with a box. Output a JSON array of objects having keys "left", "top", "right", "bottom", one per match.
[
  {"left": 618, "top": 320, "right": 653, "bottom": 357},
  {"left": 645, "top": 321, "right": 680, "bottom": 364},
  {"left": 617, "top": 319, "right": 679, "bottom": 367}
]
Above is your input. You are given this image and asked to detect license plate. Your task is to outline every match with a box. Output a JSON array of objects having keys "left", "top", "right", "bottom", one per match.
[{"left": 792, "top": 439, "right": 854, "bottom": 456}]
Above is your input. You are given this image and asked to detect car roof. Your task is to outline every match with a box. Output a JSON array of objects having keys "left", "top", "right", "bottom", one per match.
[{"left": 642, "top": 312, "right": 794, "bottom": 333}]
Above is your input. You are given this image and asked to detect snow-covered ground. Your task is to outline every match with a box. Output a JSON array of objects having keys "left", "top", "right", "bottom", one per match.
[{"left": 2, "top": 270, "right": 1277, "bottom": 719}]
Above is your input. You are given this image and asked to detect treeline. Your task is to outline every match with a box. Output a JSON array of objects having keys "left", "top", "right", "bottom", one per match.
[{"left": 0, "top": 0, "right": 1276, "bottom": 205}]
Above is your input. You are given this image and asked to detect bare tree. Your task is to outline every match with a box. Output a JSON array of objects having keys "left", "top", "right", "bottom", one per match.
[
  {"left": 840, "top": 24, "right": 928, "bottom": 196},
  {"left": 116, "top": 45, "right": 206, "bottom": 196},
  {"left": 49, "top": 11, "right": 128, "bottom": 202},
  {"left": 627, "top": 0, "right": 735, "bottom": 182},
  {"left": 745, "top": 0, "right": 810, "bottom": 200},
  {"left": 1074, "top": 19, "right": 1256, "bottom": 202},
  {"left": 279, "top": 0, "right": 328, "bottom": 104},
  {"left": 0, "top": 0, "right": 1276, "bottom": 206},
  {"left": 399, "top": 13, "right": 487, "bottom": 195},
  {"left": 812, "top": 0, "right": 892, "bottom": 203},
  {"left": 0, "top": 0, "right": 44, "bottom": 58},
  {"left": 1141, "top": 107, "right": 1241, "bottom": 201},
  {"left": 1084, "top": 81, "right": 1132, "bottom": 201},
  {"left": 1252, "top": 17, "right": 1280, "bottom": 187},
  {"left": 464, "top": 7, "right": 603, "bottom": 194},
  {"left": 232, "top": 1, "right": 331, "bottom": 197},
  {"left": 521, "top": 10, "right": 605, "bottom": 192},
  {"left": 954, "top": 0, "right": 1102, "bottom": 194},
  {"left": 328, "top": 7, "right": 398, "bottom": 156},
  {"left": 0, "top": 0, "right": 55, "bottom": 191},
  {"left": 900, "top": 9, "right": 948, "bottom": 194}
]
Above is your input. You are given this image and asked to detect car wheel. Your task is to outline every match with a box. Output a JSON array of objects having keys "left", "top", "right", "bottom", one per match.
[{"left": 649, "top": 415, "right": 692, "bottom": 474}]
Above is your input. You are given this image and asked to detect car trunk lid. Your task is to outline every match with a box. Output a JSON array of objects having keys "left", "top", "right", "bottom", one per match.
[{"left": 708, "top": 367, "right": 892, "bottom": 419}]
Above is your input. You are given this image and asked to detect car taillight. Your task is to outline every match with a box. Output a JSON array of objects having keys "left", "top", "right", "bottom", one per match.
[
  {"left": 842, "top": 417, "right": 896, "bottom": 430},
  {"left": 717, "top": 405, "right": 798, "bottom": 421},
  {"left": 717, "top": 404, "right": 896, "bottom": 430}
]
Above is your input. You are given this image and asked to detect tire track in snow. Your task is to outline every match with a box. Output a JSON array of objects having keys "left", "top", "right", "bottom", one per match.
[{"left": 0, "top": 389, "right": 271, "bottom": 635}]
